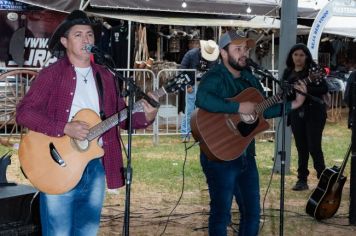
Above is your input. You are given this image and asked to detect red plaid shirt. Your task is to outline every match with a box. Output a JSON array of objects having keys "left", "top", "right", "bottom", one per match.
[{"left": 16, "top": 56, "right": 150, "bottom": 189}]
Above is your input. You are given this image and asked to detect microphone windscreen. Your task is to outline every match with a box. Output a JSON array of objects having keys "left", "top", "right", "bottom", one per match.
[{"left": 84, "top": 44, "right": 94, "bottom": 54}]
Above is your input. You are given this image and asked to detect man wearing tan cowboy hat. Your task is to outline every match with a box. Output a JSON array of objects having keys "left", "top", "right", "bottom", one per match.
[
  {"left": 194, "top": 30, "right": 307, "bottom": 235},
  {"left": 179, "top": 39, "right": 219, "bottom": 143},
  {"left": 16, "top": 10, "right": 158, "bottom": 235}
]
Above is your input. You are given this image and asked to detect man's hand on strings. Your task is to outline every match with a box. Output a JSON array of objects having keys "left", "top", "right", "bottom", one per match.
[
  {"left": 64, "top": 121, "right": 90, "bottom": 140},
  {"left": 238, "top": 101, "right": 256, "bottom": 115}
]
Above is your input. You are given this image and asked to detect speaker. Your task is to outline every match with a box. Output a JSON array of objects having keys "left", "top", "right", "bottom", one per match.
[{"left": 0, "top": 184, "right": 41, "bottom": 235}]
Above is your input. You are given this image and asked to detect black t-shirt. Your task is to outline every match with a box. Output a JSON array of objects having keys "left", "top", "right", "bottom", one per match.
[{"left": 111, "top": 25, "right": 128, "bottom": 68}]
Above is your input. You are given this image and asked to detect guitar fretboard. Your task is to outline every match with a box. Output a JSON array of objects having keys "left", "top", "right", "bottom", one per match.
[
  {"left": 86, "top": 88, "right": 167, "bottom": 141},
  {"left": 336, "top": 144, "right": 352, "bottom": 182},
  {"left": 255, "top": 76, "right": 314, "bottom": 114}
]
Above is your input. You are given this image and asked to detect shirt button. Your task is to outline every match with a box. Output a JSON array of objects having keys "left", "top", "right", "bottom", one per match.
[
  {"left": 73, "top": 77, "right": 76, "bottom": 80},
  {"left": 57, "top": 134, "right": 60, "bottom": 137},
  {"left": 66, "top": 109, "right": 70, "bottom": 112},
  {"left": 70, "top": 92, "right": 74, "bottom": 96}
]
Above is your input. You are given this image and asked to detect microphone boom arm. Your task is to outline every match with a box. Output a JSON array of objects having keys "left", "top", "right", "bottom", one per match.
[
  {"left": 247, "top": 58, "right": 281, "bottom": 86},
  {"left": 85, "top": 44, "right": 160, "bottom": 108}
]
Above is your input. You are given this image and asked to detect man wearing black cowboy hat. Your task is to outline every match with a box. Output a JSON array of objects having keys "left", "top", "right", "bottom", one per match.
[{"left": 16, "top": 10, "right": 158, "bottom": 235}]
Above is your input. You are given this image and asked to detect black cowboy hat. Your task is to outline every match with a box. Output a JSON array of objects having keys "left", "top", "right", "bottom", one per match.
[{"left": 48, "top": 10, "right": 100, "bottom": 58}]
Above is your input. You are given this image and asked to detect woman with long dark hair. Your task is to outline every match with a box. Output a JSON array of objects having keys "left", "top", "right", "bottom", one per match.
[{"left": 283, "top": 43, "right": 328, "bottom": 191}]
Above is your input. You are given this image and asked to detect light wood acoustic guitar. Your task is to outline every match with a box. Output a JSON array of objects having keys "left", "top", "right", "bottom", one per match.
[
  {"left": 18, "top": 72, "right": 193, "bottom": 194},
  {"left": 191, "top": 67, "right": 324, "bottom": 161},
  {"left": 306, "top": 144, "right": 351, "bottom": 220}
]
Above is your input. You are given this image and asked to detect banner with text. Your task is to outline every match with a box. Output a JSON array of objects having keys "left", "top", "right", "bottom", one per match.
[{"left": 0, "top": 10, "right": 66, "bottom": 68}]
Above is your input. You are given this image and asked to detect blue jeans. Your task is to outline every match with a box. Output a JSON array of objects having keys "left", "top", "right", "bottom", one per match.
[
  {"left": 181, "top": 86, "right": 196, "bottom": 138},
  {"left": 200, "top": 152, "right": 260, "bottom": 236},
  {"left": 40, "top": 159, "right": 106, "bottom": 236}
]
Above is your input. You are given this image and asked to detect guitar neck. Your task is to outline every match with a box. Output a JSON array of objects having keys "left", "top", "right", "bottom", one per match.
[
  {"left": 255, "top": 76, "right": 313, "bottom": 114},
  {"left": 255, "top": 94, "right": 281, "bottom": 114},
  {"left": 86, "top": 88, "right": 167, "bottom": 141},
  {"left": 337, "top": 143, "right": 352, "bottom": 181}
]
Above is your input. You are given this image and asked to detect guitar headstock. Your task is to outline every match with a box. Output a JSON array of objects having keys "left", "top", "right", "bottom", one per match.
[
  {"left": 164, "top": 71, "right": 195, "bottom": 93},
  {"left": 308, "top": 65, "right": 326, "bottom": 84}
]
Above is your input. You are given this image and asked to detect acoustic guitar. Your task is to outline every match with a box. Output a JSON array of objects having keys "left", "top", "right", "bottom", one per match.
[
  {"left": 190, "top": 67, "right": 324, "bottom": 161},
  {"left": 306, "top": 144, "right": 351, "bottom": 220},
  {"left": 18, "top": 72, "right": 193, "bottom": 194}
]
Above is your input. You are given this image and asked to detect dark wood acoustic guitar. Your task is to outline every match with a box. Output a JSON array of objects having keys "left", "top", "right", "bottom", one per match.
[
  {"left": 190, "top": 67, "right": 323, "bottom": 161},
  {"left": 306, "top": 144, "right": 351, "bottom": 220}
]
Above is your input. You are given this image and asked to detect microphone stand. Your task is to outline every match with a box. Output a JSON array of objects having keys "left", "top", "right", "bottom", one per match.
[
  {"left": 124, "top": 78, "right": 134, "bottom": 236},
  {"left": 278, "top": 78, "right": 288, "bottom": 236},
  {"left": 251, "top": 66, "right": 323, "bottom": 235},
  {"left": 94, "top": 53, "right": 159, "bottom": 236},
  {"left": 256, "top": 68, "right": 288, "bottom": 236}
]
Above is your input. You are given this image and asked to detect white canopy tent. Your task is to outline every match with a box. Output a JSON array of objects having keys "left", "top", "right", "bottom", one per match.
[
  {"left": 305, "top": 0, "right": 356, "bottom": 39},
  {"left": 11, "top": 0, "right": 356, "bottom": 70},
  {"left": 15, "top": 0, "right": 282, "bottom": 16},
  {"left": 13, "top": 0, "right": 330, "bottom": 19},
  {"left": 324, "top": 16, "right": 356, "bottom": 38},
  {"left": 14, "top": 0, "right": 356, "bottom": 38},
  {"left": 89, "top": 12, "right": 299, "bottom": 29}
]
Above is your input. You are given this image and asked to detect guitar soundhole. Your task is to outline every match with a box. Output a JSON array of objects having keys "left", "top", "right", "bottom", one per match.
[
  {"left": 237, "top": 118, "right": 259, "bottom": 137},
  {"left": 71, "top": 138, "right": 89, "bottom": 152}
]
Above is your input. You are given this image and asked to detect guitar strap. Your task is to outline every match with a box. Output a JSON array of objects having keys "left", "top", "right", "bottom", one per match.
[{"left": 95, "top": 72, "right": 106, "bottom": 120}]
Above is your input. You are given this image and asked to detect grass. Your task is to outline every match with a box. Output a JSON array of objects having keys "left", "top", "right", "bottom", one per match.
[{"left": 3, "top": 110, "right": 356, "bottom": 235}]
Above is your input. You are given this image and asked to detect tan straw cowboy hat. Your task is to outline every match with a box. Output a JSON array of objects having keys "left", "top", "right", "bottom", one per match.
[{"left": 199, "top": 40, "right": 219, "bottom": 61}]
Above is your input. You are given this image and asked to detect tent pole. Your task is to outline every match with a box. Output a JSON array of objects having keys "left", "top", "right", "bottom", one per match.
[
  {"left": 218, "top": 26, "right": 222, "bottom": 42},
  {"left": 273, "top": 1, "right": 298, "bottom": 236},
  {"left": 127, "top": 20, "right": 132, "bottom": 71},
  {"left": 271, "top": 32, "right": 275, "bottom": 72},
  {"left": 79, "top": 0, "right": 90, "bottom": 10}
]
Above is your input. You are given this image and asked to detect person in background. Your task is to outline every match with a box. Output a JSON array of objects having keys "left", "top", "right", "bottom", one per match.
[
  {"left": 179, "top": 39, "right": 219, "bottom": 142},
  {"left": 195, "top": 30, "right": 306, "bottom": 235},
  {"left": 283, "top": 43, "right": 328, "bottom": 191},
  {"left": 344, "top": 70, "right": 356, "bottom": 225},
  {"left": 16, "top": 10, "right": 158, "bottom": 235}
]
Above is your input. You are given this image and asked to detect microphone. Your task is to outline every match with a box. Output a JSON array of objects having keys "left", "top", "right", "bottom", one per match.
[
  {"left": 84, "top": 44, "right": 103, "bottom": 55},
  {"left": 246, "top": 58, "right": 274, "bottom": 79},
  {"left": 84, "top": 44, "right": 114, "bottom": 66}
]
